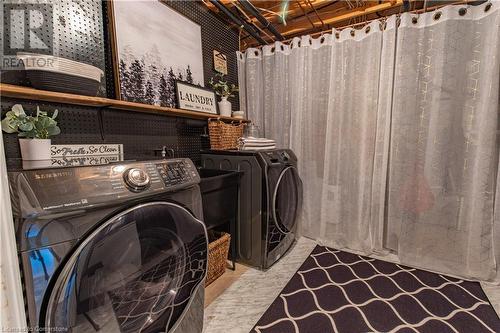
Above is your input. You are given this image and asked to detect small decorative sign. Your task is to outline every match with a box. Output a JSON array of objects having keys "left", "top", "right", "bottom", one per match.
[
  {"left": 175, "top": 81, "right": 217, "bottom": 114},
  {"left": 51, "top": 155, "right": 124, "bottom": 167},
  {"left": 51, "top": 144, "right": 124, "bottom": 157},
  {"left": 213, "top": 50, "right": 228, "bottom": 75},
  {"left": 21, "top": 155, "right": 124, "bottom": 170}
]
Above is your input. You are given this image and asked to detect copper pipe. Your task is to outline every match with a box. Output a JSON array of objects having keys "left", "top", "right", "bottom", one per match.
[
  {"left": 297, "top": 1, "right": 317, "bottom": 29},
  {"left": 277, "top": 0, "right": 403, "bottom": 38},
  {"left": 307, "top": 0, "right": 326, "bottom": 28},
  {"left": 246, "top": 0, "right": 471, "bottom": 49}
]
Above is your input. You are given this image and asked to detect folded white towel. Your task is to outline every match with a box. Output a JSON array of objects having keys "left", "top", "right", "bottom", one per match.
[
  {"left": 242, "top": 144, "right": 276, "bottom": 151},
  {"left": 241, "top": 137, "right": 276, "bottom": 144},
  {"left": 240, "top": 141, "right": 276, "bottom": 147}
]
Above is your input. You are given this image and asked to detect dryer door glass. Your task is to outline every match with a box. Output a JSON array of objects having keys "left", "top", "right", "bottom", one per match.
[
  {"left": 42, "top": 202, "right": 207, "bottom": 333},
  {"left": 272, "top": 166, "right": 302, "bottom": 234}
]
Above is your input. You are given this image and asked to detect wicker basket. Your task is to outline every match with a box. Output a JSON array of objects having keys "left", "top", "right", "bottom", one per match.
[
  {"left": 208, "top": 119, "right": 245, "bottom": 150},
  {"left": 205, "top": 231, "right": 231, "bottom": 286}
]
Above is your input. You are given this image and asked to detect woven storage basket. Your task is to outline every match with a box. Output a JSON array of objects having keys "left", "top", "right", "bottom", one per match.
[
  {"left": 208, "top": 119, "right": 245, "bottom": 150},
  {"left": 205, "top": 231, "right": 231, "bottom": 286}
]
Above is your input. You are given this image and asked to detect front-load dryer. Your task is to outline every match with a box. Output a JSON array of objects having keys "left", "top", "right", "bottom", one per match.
[
  {"left": 201, "top": 149, "right": 302, "bottom": 269},
  {"left": 9, "top": 158, "right": 207, "bottom": 333}
]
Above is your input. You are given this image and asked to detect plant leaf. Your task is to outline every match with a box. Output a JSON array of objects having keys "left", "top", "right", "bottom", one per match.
[
  {"left": 1, "top": 118, "right": 18, "bottom": 133},
  {"left": 47, "top": 126, "right": 61, "bottom": 136},
  {"left": 52, "top": 109, "right": 58, "bottom": 119},
  {"left": 19, "top": 122, "right": 34, "bottom": 132},
  {"left": 11, "top": 104, "right": 25, "bottom": 116}
]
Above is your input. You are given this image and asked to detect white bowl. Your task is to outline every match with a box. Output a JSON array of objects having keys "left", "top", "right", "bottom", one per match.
[{"left": 17, "top": 52, "right": 103, "bottom": 82}]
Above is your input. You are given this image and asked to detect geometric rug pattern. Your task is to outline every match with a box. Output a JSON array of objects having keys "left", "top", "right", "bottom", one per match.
[{"left": 252, "top": 245, "right": 500, "bottom": 333}]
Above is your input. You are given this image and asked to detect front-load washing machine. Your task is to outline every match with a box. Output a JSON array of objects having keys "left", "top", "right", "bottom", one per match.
[
  {"left": 201, "top": 149, "right": 302, "bottom": 269},
  {"left": 9, "top": 158, "right": 207, "bottom": 333}
]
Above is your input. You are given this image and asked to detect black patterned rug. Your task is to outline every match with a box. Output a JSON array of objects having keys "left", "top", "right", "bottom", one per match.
[{"left": 252, "top": 245, "right": 500, "bottom": 333}]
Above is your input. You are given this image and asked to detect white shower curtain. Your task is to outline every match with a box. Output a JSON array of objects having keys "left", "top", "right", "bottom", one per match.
[
  {"left": 237, "top": 43, "right": 292, "bottom": 148},
  {"left": 237, "top": 1, "right": 500, "bottom": 281},
  {"left": 385, "top": 3, "right": 500, "bottom": 280},
  {"left": 319, "top": 18, "right": 396, "bottom": 253},
  {"left": 0, "top": 134, "right": 27, "bottom": 329},
  {"left": 288, "top": 35, "right": 333, "bottom": 241},
  {"left": 239, "top": 34, "right": 334, "bottom": 238}
]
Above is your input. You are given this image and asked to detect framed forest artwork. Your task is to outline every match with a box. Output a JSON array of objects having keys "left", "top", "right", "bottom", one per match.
[{"left": 109, "top": 0, "right": 205, "bottom": 107}]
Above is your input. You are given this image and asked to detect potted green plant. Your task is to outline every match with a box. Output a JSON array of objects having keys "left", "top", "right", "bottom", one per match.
[
  {"left": 1, "top": 104, "right": 60, "bottom": 160},
  {"left": 209, "top": 73, "right": 238, "bottom": 117}
]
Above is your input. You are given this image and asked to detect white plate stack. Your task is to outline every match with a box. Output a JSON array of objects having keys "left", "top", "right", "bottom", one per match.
[{"left": 17, "top": 52, "right": 104, "bottom": 96}]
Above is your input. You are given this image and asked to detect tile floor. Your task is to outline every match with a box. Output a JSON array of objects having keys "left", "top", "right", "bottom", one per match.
[
  {"left": 205, "top": 264, "right": 249, "bottom": 308},
  {"left": 203, "top": 237, "right": 500, "bottom": 333},
  {"left": 203, "top": 237, "right": 317, "bottom": 333}
]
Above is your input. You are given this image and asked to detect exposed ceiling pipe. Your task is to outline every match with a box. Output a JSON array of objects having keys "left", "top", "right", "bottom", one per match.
[
  {"left": 238, "top": 0, "right": 285, "bottom": 41},
  {"left": 233, "top": 2, "right": 274, "bottom": 40},
  {"left": 306, "top": 0, "right": 325, "bottom": 28},
  {"left": 297, "top": 1, "right": 316, "bottom": 29},
  {"left": 209, "top": 0, "right": 267, "bottom": 45}
]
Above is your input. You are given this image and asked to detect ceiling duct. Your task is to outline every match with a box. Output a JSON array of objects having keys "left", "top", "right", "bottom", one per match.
[
  {"left": 239, "top": 0, "right": 285, "bottom": 41},
  {"left": 209, "top": 0, "right": 267, "bottom": 45}
]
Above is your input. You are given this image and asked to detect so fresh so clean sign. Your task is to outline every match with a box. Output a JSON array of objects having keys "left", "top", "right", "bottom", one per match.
[{"left": 51, "top": 144, "right": 123, "bottom": 157}]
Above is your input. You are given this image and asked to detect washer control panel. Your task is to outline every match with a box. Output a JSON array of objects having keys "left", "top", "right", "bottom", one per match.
[
  {"left": 155, "top": 159, "right": 199, "bottom": 187},
  {"left": 15, "top": 158, "right": 200, "bottom": 214},
  {"left": 123, "top": 168, "right": 151, "bottom": 192}
]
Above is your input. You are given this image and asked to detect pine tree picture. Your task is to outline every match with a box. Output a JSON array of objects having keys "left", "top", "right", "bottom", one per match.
[
  {"left": 112, "top": 1, "right": 204, "bottom": 107},
  {"left": 128, "top": 59, "right": 145, "bottom": 103},
  {"left": 186, "top": 65, "right": 194, "bottom": 84},
  {"left": 158, "top": 74, "right": 169, "bottom": 107}
]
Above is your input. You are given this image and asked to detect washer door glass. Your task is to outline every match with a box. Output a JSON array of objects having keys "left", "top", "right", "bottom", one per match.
[
  {"left": 42, "top": 202, "right": 207, "bottom": 333},
  {"left": 272, "top": 166, "right": 302, "bottom": 234}
]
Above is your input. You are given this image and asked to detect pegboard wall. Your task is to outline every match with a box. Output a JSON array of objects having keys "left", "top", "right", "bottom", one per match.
[
  {"left": 2, "top": 1, "right": 241, "bottom": 164},
  {"left": 1, "top": 98, "right": 211, "bottom": 164},
  {"left": 2, "top": 0, "right": 107, "bottom": 95},
  {"left": 162, "top": 0, "right": 240, "bottom": 110}
]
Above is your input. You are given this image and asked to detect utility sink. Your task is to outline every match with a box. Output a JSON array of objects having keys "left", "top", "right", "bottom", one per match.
[{"left": 198, "top": 168, "right": 242, "bottom": 230}]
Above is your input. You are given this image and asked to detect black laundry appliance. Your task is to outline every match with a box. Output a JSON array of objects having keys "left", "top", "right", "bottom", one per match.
[
  {"left": 8, "top": 157, "right": 207, "bottom": 333},
  {"left": 201, "top": 149, "right": 302, "bottom": 269}
]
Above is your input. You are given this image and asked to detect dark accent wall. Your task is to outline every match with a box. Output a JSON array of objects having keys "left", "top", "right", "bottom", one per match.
[
  {"left": 163, "top": 0, "right": 240, "bottom": 110},
  {"left": 2, "top": 1, "right": 240, "bottom": 163},
  {"left": 2, "top": 0, "right": 107, "bottom": 95},
  {"left": 1, "top": 98, "right": 211, "bottom": 165}
]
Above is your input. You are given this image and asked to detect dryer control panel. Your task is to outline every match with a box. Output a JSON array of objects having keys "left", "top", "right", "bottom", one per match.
[{"left": 260, "top": 149, "right": 297, "bottom": 165}]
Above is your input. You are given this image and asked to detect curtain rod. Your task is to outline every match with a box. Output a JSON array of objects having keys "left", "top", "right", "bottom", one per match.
[{"left": 244, "top": 0, "right": 472, "bottom": 50}]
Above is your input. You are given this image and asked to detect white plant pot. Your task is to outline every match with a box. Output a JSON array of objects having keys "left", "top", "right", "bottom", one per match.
[
  {"left": 218, "top": 97, "right": 232, "bottom": 117},
  {"left": 232, "top": 111, "right": 244, "bottom": 119},
  {"left": 22, "top": 159, "right": 52, "bottom": 169},
  {"left": 19, "top": 138, "right": 51, "bottom": 161}
]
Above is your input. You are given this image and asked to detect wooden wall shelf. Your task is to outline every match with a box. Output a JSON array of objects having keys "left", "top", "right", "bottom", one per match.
[{"left": 0, "top": 84, "right": 249, "bottom": 123}]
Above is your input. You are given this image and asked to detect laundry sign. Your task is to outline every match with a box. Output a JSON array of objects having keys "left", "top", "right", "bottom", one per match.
[
  {"left": 176, "top": 81, "right": 217, "bottom": 114},
  {"left": 51, "top": 144, "right": 124, "bottom": 157}
]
